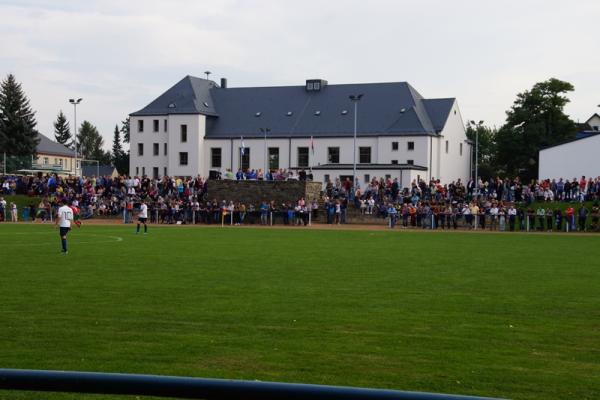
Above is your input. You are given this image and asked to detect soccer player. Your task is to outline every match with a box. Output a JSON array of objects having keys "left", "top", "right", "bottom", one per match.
[
  {"left": 136, "top": 199, "right": 148, "bottom": 234},
  {"left": 55, "top": 199, "right": 74, "bottom": 254},
  {"left": 70, "top": 204, "right": 82, "bottom": 227}
]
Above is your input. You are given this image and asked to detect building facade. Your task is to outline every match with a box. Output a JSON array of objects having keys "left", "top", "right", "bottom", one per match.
[
  {"left": 32, "top": 134, "right": 78, "bottom": 175},
  {"left": 130, "top": 76, "right": 471, "bottom": 188},
  {"left": 539, "top": 114, "right": 600, "bottom": 180}
]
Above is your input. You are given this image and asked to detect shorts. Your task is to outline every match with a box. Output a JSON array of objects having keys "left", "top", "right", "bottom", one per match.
[
  {"left": 59, "top": 227, "right": 71, "bottom": 237},
  {"left": 138, "top": 217, "right": 147, "bottom": 223}
]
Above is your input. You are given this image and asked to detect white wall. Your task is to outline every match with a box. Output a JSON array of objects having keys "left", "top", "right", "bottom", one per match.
[
  {"left": 130, "top": 115, "right": 169, "bottom": 177},
  {"left": 436, "top": 101, "right": 470, "bottom": 184},
  {"left": 167, "top": 115, "right": 204, "bottom": 177},
  {"left": 586, "top": 114, "right": 600, "bottom": 131},
  {"left": 539, "top": 135, "right": 600, "bottom": 180}
]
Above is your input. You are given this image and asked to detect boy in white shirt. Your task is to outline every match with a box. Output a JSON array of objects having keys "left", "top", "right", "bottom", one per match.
[
  {"left": 136, "top": 199, "right": 148, "bottom": 234},
  {"left": 55, "top": 199, "right": 74, "bottom": 254}
]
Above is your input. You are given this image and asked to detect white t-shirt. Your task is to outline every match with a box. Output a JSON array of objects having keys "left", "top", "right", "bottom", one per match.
[
  {"left": 58, "top": 205, "right": 73, "bottom": 228},
  {"left": 139, "top": 204, "right": 148, "bottom": 218}
]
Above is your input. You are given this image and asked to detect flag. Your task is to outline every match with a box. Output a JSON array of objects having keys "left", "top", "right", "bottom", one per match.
[
  {"left": 310, "top": 136, "right": 314, "bottom": 155},
  {"left": 240, "top": 136, "right": 245, "bottom": 156}
]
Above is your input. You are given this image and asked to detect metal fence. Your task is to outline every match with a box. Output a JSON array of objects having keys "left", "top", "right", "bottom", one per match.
[{"left": 0, "top": 369, "right": 505, "bottom": 400}]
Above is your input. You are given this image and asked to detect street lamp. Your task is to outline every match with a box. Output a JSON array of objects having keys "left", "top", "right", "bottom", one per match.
[
  {"left": 349, "top": 94, "right": 363, "bottom": 194},
  {"left": 69, "top": 98, "right": 83, "bottom": 176},
  {"left": 469, "top": 120, "right": 484, "bottom": 198},
  {"left": 260, "top": 128, "right": 271, "bottom": 175}
]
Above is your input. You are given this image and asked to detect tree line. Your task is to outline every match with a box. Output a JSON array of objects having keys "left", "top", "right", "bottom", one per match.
[
  {"left": 0, "top": 74, "right": 129, "bottom": 174},
  {"left": 0, "top": 73, "right": 584, "bottom": 180}
]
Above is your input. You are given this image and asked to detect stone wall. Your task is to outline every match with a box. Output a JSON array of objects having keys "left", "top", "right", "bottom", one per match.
[{"left": 206, "top": 180, "right": 322, "bottom": 205}]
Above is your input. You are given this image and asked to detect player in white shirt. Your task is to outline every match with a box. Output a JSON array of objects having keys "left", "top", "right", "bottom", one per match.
[
  {"left": 55, "top": 198, "right": 74, "bottom": 254},
  {"left": 136, "top": 199, "right": 148, "bottom": 234}
]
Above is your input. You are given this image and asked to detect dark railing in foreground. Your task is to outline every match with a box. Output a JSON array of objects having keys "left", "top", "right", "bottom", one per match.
[{"left": 0, "top": 369, "right": 505, "bottom": 400}]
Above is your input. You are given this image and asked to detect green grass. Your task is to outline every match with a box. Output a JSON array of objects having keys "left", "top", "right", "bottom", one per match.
[{"left": 0, "top": 224, "right": 599, "bottom": 400}]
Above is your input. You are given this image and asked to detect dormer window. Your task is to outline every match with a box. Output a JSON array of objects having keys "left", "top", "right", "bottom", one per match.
[
  {"left": 286, "top": 111, "right": 293, "bottom": 116},
  {"left": 314, "top": 111, "right": 321, "bottom": 116},
  {"left": 255, "top": 112, "right": 261, "bottom": 117},
  {"left": 341, "top": 110, "right": 348, "bottom": 115},
  {"left": 203, "top": 102, "right": 209, "bottom": 107}
]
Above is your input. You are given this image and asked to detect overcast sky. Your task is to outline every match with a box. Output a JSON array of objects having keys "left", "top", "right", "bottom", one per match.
[{"left": 1, "top": 0, "right": 599, "bottom": 149}]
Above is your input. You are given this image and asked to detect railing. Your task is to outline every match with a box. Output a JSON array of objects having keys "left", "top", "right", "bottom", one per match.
[{"left": 0, "top": 369, "right": 505, "bottom": 400}]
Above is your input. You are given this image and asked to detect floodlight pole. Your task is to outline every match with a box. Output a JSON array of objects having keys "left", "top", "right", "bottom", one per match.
[
  {"left": 69, "top": 98, "right": 83, "bottom": 176},
  {"left": 469, "top": 120, "right": 484, "bottom": 199},
  {"left": 349, "top": 94, "right": 363, "bottom": 196}
]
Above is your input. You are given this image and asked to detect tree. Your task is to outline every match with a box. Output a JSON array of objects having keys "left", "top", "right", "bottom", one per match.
[
  {"left": 466, "top": 122, "right": 498, "bottom": 180},
  {"left": 0, "top": 74, "right": 40, "bottom": 157},
  {"left": 111, "top": 124, "right": 128, "bottom": 174},
  {"left": 121, "top": 117, "right": 130, "bottom": 143},
  {"left": 77, "top": 120, "right": 111, "bottom": 166},
  {"left": 53, "top": 110, "right": 72, "bottom": 147},
  {"left": 496, "top": 78, "right": 577, "bottom": 180}
]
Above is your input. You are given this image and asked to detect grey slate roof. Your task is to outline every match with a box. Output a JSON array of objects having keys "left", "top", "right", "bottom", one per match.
[
  {"left": 36, "top": 133, "right": 73, "bottom": 157},
  {"left": 131, "top": 76, "right": 457, "bottom": 138},
  {"left": 131, "top": 75, "right": 219, "bottom": 116}
]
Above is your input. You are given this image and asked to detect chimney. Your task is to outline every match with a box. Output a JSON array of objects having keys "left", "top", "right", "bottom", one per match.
[{"left": 220, "top": 78, "right": 227, "bottom": 89}]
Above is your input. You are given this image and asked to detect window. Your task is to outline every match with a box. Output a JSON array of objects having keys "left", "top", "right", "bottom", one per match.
[
  {"left": 137, "top": 143, "right": 144, "bottom": 156},
  {"left": 153, "top": 143, "right": 159, "bottom": 156},
  {"left": 297, "top": 147, "right": 309, "bottom": 167},
  {"left": 324, "top": 174, "right": 330, "bottom": 183},
  {"left": 136, "top": 167, "right": 139, "bottom": 175},
  {"left": 460, "top": 143, "right": 463, "bottom": 156},
  {"left": 54, "top": 158, "right": 57, "bottom": 165},
  {"left": 180, "top": 125, "right": 187, "bottom": 142},
  {"left": 211, "top": 148, "right": 222, "bottom": 168},
  {"left": 153, "top": 167, "right": 159, "bottom": 179},
  {"left": 138, "top": 120, "right": 144, "bottom": 132},
  {"left": 391, "top": 160, "right": 398, "bottom": 165},
  {"left": 164, "top": 167, "right": 167, "bottom": 177},
  {"left": 164, "top": 143, "right": 168, "bottom": 156},
  {"left": 179, "top": 152, "right": 188, "bottom": 166},
  {"left": 364, "top": 174, "right": 370, "bottom": 183},
  {"left": 153, "top": 119, "right": 159, "bottom": 132},
  {"left": 407, "top": 159, "right": 414, "bottom": 165},
  {"left": 359, "top": 147, "right": 371, "bottom": 164},
  {"left": 407, "top": 141, "right": 415, "bottom": 151},
  {"left": 59, "top": 159, "right": 63, "bottom": 166},
  {"left": 164, "top": 119, "right": 168, "bottom": 132},
  {"left": 142, "top": 167, "right": 145, "bottom": 176},
  {"left": 594, "top": 126, "right": 599, "bottom": 131},
  {"left": 327, "top": 147, "right": 340, "bottom": 164},
  {"left": 240, "top": 148, "right": 250, "bottom": 170},
  {"left": 445, "top": 140, "right": 449, "bottom": 154},
  {"left": 392, "top": 142, "right": 398, "bottom": 151},
  {"left": 43, "top": 157, "right": 48, "bottom": 164},
  {"left": 268, "top": 147, "right": 279, "bottom": 170}
]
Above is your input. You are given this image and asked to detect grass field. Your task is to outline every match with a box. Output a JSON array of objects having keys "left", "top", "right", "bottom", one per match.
[{"left": 0, "top": 224, "right": 599, "bottom": 400}]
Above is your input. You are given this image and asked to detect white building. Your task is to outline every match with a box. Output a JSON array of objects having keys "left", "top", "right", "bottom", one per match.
[
  {"left": 539, "top": 114, "right": 600, "bottom": 180},
  {"left": 130, "top": 76, "right": 471, "bottom": 188}
]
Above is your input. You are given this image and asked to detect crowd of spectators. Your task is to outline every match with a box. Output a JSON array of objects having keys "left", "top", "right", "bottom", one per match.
[{"left": 1, "top": 172, "right": 599, "bottom": 232}]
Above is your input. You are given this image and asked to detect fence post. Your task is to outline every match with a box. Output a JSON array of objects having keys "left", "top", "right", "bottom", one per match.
[
  {"left": 270, "top": 211, "right": 273, "bottom": 226},
  {"left": 308, "top": 210, "right": 312, "bottom": 226}
]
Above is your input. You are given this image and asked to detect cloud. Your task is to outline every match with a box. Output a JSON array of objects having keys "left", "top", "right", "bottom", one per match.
[{"left": 1, "top": 0, "right": 599, "bottom": 150}]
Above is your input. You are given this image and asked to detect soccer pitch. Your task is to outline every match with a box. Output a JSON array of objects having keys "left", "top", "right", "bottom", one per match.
[{"left": 0, "top": 224, "right": 599, "bottom": 400}]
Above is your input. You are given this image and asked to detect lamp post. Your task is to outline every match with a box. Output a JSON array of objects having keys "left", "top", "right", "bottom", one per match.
[
  {"left": 69, "top": 98, "right": 83, "bottom": 176},
  {"left": 349, "top": 94, "right": 363, "bottom": 194},
  {"left": 260, "top": 128, "right": 271, "bottom": 176},
  {"left": 469, "top": 120, "right": 484, "bottom": 198}
]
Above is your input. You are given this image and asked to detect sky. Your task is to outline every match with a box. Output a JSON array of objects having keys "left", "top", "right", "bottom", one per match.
[{"left": 1, "top": 0, "right": 599, "bottom": 150}]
